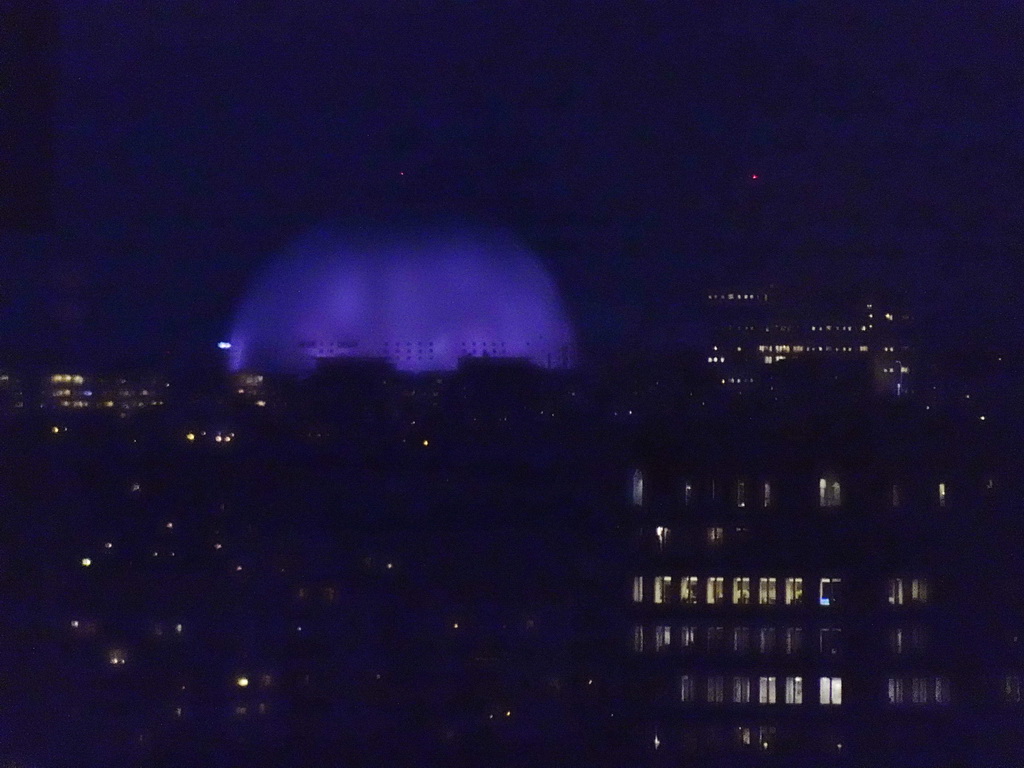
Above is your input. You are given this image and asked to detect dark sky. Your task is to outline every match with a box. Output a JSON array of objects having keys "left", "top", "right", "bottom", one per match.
[{"left": 3, "top": 0, "right": 1023, "bottom": 365}]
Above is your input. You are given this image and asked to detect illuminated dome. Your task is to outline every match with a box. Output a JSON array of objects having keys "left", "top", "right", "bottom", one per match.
[{"left": 229, "top": 227, "right": 576, "bottom": 373}]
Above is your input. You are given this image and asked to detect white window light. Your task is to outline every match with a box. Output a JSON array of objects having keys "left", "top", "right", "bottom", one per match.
[
  {"left": 759, "top": 676, "right": 777, "bottom": 704},
  {"left": 785, "top": 577, "right": 803, "bottom": 605},
  {"left": 654, "top": 576, "right": 672, "bottom": 604},
  {"left": 655, "top": 625, "right": 671, "bottom": 651},
  {"left": 819, "top": 676, "right": 842, "bottom": 705},
  {"left": 785, "top": 676, "right": 803, "bottom": 704},
  {"left": 707, "top": 577, "right": 725, "bottom": 604},
  {"left": 680, "top": 576, "right": 699, "bottom": 604},
  {"left": 681, "top": 675, "right": 695, "bottom": 702},
  {"left": 733, "top": 577, "right": 751, "bottom": 605},
  {"left": 632, "top": 470, "right": 644, "bottom": 507}
]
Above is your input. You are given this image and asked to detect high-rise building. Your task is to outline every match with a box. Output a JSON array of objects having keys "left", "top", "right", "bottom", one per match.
[
  {"left": 705, "top": 286, "right": 912, "bottom": 395},
  {"left": 623, "top": 406, "right": 1013, "bottom": 766}
]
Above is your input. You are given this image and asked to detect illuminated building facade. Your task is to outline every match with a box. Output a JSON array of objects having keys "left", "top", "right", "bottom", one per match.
[
  {"left": 624, "top": 409, "right": 1018, "bottom": 767},
  {"left": 705, "top": 287, "right": 912, "bottom": 394},
  {"left": 0, "top": 371, "right": 25, "bottom": 411},
  {"left": 42, "top": 373, "right": 167, "bottom": 410}
]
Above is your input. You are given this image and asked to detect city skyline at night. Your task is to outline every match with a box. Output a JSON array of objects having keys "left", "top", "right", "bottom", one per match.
[{"left": 2, "top": 2, "right": 1024, "bottom": 766}]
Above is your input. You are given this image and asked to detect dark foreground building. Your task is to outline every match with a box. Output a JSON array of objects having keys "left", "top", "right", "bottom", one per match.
[{"left": 624, "top": 401, "right": 1021, "bottom": 767}]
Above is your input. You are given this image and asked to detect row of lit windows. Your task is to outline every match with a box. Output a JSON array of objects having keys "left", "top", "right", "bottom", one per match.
[
  {"left": 51, "top": 399, "right": 164, "bottom": 409},
  {"left": 653, "top": 723, "right": 782, "bottom": 753},
  {"left": 636, "top": 576, "right": 929, "bottom": 607},
  {"left": 634, "top": 625, "right": 840, "bottom": 655},
  {"left": 676, "top": 675, "right": 949, "bottom": 707},
  {"left": 184, "top": 431, "right": 236, "bottom": 443},
  {"left": 758, "top": 343, "right": 870, "bottom": 353},
  {"left": 634, "top": 576, "right": 851, "bottom": 606},
  {"left": 888, "top": 677, "right": 951, "bottom": 705},
  {"left": 764, "top": 347, "right": 870, "bottom": 364},
  {"left": 707, "top": 293, "right": 767, "bottom": 301},
  {"left": 634, "top": 624, "right": 926, "bottom": 655},
  {"left": 633, "top": 472, "right": 951, "bottom": 510},
  {"left": 888, "top": 578, "right": 929, "bottom": 604},
  {"left": 634, "top": 474, "right": 776, "bottom": 509},
  {"left": 679, "top": 675, "right": 841, "bottom": 706}
]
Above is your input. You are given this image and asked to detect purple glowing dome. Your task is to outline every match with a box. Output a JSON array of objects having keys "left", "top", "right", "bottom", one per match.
[{"left": 229, "top": 227, "right": 576, "bottom": 373}]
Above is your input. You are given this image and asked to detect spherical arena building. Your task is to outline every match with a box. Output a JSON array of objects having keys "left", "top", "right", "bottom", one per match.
[{"left": 228, "top": 226, "right": 576, "bottom": 374}]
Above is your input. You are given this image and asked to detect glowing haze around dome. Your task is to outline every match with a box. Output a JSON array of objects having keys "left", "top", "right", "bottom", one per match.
[{"left": 229, "top": 227, "right": 576, "bottom": 374}]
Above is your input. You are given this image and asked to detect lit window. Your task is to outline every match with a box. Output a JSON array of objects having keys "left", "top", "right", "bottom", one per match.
[
  {"left": 680, "top": 576, "right": 699, "bottom": 604},
  {"left": 655, "top": 526, "right": 669, "bottom": 551},
  {"left": 632, "top": 470, "right": 644, "bottom": 507},
  {"left": 758, "top": 577, "right": 777, "bottom": 605},
  {"left": 759, "top": 726, "right": 776, "bottom": 750},
  {"left": 758, "top": 627, "right": 776, "bottom": 654},
  {"left": 654, "top": 576, "right": 672, "bottom": 604},
  {"left": 935, "top": 677, "right": 951, "bottom": 704},
  {"left": 707, "top": 527, "right": 724, "bottom": 546},
  {"left": 655, "top": 625, "right": 672, "bottom": 651},
  {"left": 819, "top": 478, "right": 841, "bottom": 507},
  {"left": 680, "top": 625, "right": 696, "bottom": 648},
  {"left": 733, "top": 577, "right": 752, "bottom": 605},
  {"left": 736, "top": 479, "right": 747, "bottom": 508},
  {"left": 912, "top": 677, "right": 928, "bottom": 704},
  {"left": 938, "top": 482, "right": 947, "bottom": 507},
  {"left": 707, "top": 676, "right": 725, "bottom": 704},
  {"left": 733, "top": 627, "right": 750, "bottom": 653},
  {"left": 819, "top": 578, "right": 841, "bottom": 606},
  {"left": 759, "top": 676, "right": 777, "bottom": 704},
  {"left": 733, "top": 676, "right": 751, "bottom": 703},
  {"left": 890, "top": 627, "right": 904, "bottom": 655},
  {"left": 633, "top": 625, "right": 644, "bottom": 653},
  {"left": 707, "top": 577, "right": 725, "bottom": 604},
  {"left": 762, "top": 481, "right": 772, "bottom": 508},
  {"left": 784, "top": 627, "right": 804, "bottom": 655},
  {"left": 785, "top": 676, "right": 803, "bottom": 704},
  {"left": 911, "top": 578, "right": 929, "bottom": 603},
  {"left": 891, "top": 484, "right": 901, "bottom": 507},
  {"left": 819, "top": 677, "right": 842, "bottom": 705},
  {"left": 785, "top": 578, "right": 804, "bottom": 605},
  {"left": 819, "top": 627, "right": 841, "bottom": 656},
  {"left": 681, "top": 675, "right": 695, "bottom": 702},
  {"left": 888, "top": 578, "right": 905, "bottom": 605},
  {"left": 735, "top": 726, "right": 752, "bottom": 747},
  {"left": 632, "top": 576, "right": 644, "bottom": 603},
  {"left": 682, "top": 481, "right": 693, "bottom": 505},
  {"left": 888, "top": 677, "right": 905, "bottom": 704},
  {"left": 1004, "top": 675, "right": 1022, "bottom": 703}
]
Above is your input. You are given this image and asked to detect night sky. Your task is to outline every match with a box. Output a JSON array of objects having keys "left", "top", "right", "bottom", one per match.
[{"left": 3, "top": 0, "right": 1023, "bottom": 364}]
